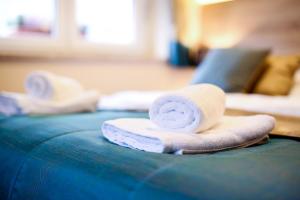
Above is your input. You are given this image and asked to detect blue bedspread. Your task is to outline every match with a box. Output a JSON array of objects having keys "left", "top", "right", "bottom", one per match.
[{"left": 0, "top": 111, "right": 299, "bottom": 200}]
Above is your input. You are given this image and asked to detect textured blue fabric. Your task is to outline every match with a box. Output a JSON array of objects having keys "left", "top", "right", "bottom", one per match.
[
  {"left": 0, "top": 111, "right": 299, "bottom": 200},
  {"left": 191, "top": 48, "right": 269, "bottom": 92}
]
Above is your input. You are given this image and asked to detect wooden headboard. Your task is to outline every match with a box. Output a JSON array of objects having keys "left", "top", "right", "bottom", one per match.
[{"left": 201, "top": 0, "right": 300, "bottom": 55}]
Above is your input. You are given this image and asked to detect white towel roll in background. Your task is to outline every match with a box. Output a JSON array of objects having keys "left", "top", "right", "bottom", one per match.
[
  {"left": 25, "top": 71, "right": 84, "bottom": 101},
  {"left": 0, "top": 71, "right": 100, "bottom": 116},
  {"left": 149, "top": 84, "right": 225, "bottom": 133},
  {"left": 0, "top": 90, "right": 99, "bottom": 116}
]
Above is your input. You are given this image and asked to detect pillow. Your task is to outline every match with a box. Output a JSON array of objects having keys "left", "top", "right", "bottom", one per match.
[
  {"left": 253, "top": 55, "right": 300, "bottom": 95},
  {"left": 191, "top": 48, "right": 270, "bottom": 92}
]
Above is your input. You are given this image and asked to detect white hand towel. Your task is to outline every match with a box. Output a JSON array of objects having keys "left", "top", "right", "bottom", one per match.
[
  {"left": 102, "top": 84, "right": 276, "bottom": 154},
  {"left": 25, "top": 71, "right": 84, "bottom": 101},
  {"left": 102, "top": 115, "right": 275, "bottom": 154},
  {"left": 0, "top": 90, "right": 99, "bottom": 116},
  {"left": 149, "top": 84, "right": 225, "bottom": 133}
]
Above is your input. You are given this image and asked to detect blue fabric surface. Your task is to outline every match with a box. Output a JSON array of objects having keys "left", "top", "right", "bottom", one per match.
[
  {"left": 0, "top": 111, "right": 299, "bottom": 200},
  {"left": 191, "top": 48, "right": 269, "bottom": 92}
]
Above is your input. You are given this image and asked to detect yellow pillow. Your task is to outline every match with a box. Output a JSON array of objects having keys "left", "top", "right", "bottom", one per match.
[{"left": 253, "top": 55, "right": 300, "bottom": 95}]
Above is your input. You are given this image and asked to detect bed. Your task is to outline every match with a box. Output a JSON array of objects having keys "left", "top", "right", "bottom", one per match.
[
  {"left": 0, "top": 111, "right": 299, "bottom": 200},
  {"left": 2, "top": 1, "right": 300, "bottom": 198}
]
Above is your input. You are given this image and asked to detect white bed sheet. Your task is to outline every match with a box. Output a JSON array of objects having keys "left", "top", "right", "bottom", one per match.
[
  {"left": 98, "top": 91, "right": 300, "bottom": 117},
  {"left": 226, "top": 93, "right": 300, "bottom": 117}
]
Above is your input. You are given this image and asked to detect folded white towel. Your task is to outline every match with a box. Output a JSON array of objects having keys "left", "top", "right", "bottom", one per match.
[
  {"left": 25, "top": 71, "right": 84, "bottom": 101},
  {"left": 102, "top": 84, "right": 275, "bottom": 154},
  {"left": 0, "top": 90, "right": 99, "bottom": 116},
  {"left": 102, "top": 115, "right": 275, "bottom": 154},
  {"left": 149, "top": 84, "right": 225, "bottom": 133}
]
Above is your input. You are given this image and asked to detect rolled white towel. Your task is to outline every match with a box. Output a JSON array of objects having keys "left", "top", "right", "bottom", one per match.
[
  {"left": 25, "top": 71, "right": 84, "bottom": 101},
  {"left": 149, "top": 84, "right": 225, "bottom": 133},
  {"left": 0, "top": 90, "right": 99, "bottom": 116}
]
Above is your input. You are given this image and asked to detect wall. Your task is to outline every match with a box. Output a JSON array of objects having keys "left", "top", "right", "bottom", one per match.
[
  {"left": 175, "top": 0, "right": 202, "bottom": 49},
  {"left": 0, "top": 60, "right": 194, "bottom": 94},
  {"left": 201, "top": 0, "right": 300, "bottom": 54}
]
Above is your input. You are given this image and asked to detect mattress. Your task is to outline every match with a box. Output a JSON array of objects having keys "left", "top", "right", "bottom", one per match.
[{"left": 0, "top": 111, "right": 299, "bottom": 200}]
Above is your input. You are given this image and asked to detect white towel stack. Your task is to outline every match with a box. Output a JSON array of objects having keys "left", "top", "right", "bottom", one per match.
[
  {"left": 102, "top": 84, "right": 275, "bottom": 154},
  {"left": 0, "top": 71, "right": 99, "bottom": 116}
]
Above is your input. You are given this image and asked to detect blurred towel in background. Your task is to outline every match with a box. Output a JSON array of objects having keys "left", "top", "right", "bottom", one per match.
[
  {"left": 25, "top": 71, "right": 84, "bottom": 101},
  {"left": 0, "top": 71, "right": 99, "bottom": 116}
]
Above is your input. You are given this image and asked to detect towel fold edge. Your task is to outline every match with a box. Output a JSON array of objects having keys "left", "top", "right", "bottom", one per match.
[{"left": 102, "top": 122, "right": 169, "bottom": 153}]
